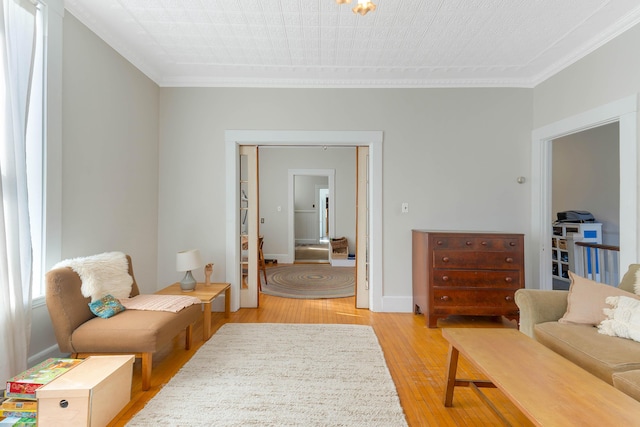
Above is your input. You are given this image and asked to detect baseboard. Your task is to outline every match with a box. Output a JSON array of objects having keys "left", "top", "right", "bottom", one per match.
[
  {"left": 265, "top": 254, "right": 290, "bottom": 264},
  {"left": 29, "top": 344, "right": 68, "bottom": 366},
  {"left": 381, "top": 296, "right": 413, "bottom": 313}
]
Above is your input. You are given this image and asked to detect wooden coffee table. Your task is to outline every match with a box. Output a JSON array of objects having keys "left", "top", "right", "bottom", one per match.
[
  {"left": 442, "top": 328, "right": 640, "bottom": 426},
  {"left": 156, "top": 282, "right": 230, "bottom": 341}
]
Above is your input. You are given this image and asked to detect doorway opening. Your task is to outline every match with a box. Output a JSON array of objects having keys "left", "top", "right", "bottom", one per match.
[
  {"left": 289, "top": 169, "right": 335, "bottom": 264},
  {"left": 531, "top": 95, "right": 637, "bottom": 291},
  {"left": 225, "top": 130, "right": 383, "bottom": 312},
  {"left": 551, "top": 122, "right": 620, "bottom": 290}
]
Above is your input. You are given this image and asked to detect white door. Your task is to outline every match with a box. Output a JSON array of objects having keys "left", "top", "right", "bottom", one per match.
[
  {"left": 239, "top": 145, "right": 259, "bottom": 308},
  {"left": 356, "top": 147, "right": 369, "bottom": 308}
]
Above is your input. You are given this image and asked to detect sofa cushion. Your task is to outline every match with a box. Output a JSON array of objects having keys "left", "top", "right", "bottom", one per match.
[
  {"left": 612, "top": 370, "right": 640, "bottom": 402},
  {"left": 618, "top": 264, "right": 640, "bottom": 294},
  {"left": 534, "top": 322, "right": 640, "bottom": 384},
  {"left": 558, "top": 272, "right": 638, "bottom": 326},
  {"left": 70, "top": 304, "right": 201, "bottom": 353}
]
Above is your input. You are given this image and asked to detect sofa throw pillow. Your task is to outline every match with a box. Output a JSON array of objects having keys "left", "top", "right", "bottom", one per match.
[
  {"left": 88, "top": 294, "right": 126, "bottom": 319},
  {"left": 558, "top": 271, "right": 639, "bottom": 326},
  {"left": 598, "top": 295, "right": 640, "bottom": 342}
]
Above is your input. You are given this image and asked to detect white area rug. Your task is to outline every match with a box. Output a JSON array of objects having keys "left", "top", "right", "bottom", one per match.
[{"left": 127, "top": 323, "right": 407, "bottom": 427}]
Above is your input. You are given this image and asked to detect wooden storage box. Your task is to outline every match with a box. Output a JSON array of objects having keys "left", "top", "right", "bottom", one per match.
[{"left": 36, "top": 355, "right": 134, "bottom": 427}]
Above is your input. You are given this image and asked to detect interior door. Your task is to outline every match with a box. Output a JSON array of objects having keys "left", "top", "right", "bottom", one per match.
[
  {"left": 239, "top": 145, "right": 259, "bottom": 308},
  {"left": 356, "top": 146, "right": 369, "bottom": 308}
]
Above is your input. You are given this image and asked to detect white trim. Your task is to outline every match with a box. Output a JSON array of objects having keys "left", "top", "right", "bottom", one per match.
[
  {"left": 531, "top": 95, "right": 638, "bottom": 290},
  {"left": 288, "top": 169, "right": 334, "bottom": 264},
  {"left": 225, "top": 130, "right": 384, "bottom": 312}
]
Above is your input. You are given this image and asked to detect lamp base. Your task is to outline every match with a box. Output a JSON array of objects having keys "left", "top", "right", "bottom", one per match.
[{"left": 180, "top": 270, "right": 197, "bottom": 292}]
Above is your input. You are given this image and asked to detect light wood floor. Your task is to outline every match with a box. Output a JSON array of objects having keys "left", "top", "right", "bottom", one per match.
[{"left": 109, "top": 294, "right": 532, "bottom": 426}]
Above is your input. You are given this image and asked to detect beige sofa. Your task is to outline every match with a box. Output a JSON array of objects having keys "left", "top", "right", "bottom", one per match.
[
  {"left": 45, "top": 255, "right": 200, "bottom": 390},
  {"left": 515, "top": 264, "right": 640, "bottom": 401}
]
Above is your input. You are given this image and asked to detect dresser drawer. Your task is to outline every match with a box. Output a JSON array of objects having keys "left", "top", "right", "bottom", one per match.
[
  {"left": 432, "top": 270, "right": 521, "bottom": 288},
  {"left": 432, "top": 289, "right": 517, "bottom": 308},
  {"left": 431, "top": 236, "right": 521, "bottom": 251},
  {"left": 433, "top": 251, "right": 522, "bottom": 269}
]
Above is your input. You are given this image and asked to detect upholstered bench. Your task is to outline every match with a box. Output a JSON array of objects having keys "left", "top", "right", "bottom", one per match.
[{"left": 45, "top": 254, "right": 200, "bottom": 390}]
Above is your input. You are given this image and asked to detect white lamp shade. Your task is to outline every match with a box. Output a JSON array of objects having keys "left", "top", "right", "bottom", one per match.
[{"left": 176, "top": 249, "right": 203, "bottom": 272}]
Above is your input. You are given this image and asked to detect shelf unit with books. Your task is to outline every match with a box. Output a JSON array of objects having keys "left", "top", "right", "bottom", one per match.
[{"left": 552, "top": 222, "right": 602, "bottom": 283}]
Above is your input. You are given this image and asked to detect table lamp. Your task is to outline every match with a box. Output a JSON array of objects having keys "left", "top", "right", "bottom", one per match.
[{"left": 176, "top": 249, "right": 202, "bottom": 292}]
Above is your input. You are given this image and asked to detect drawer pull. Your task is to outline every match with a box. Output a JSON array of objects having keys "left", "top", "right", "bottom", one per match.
[
  {"left": 442, "top": 275, "right": 449, "bottom": 281},
  {"left": 442, "top": 256, "right": 450, "bottom": 263},
  {"left": 465, "top": 241, "right": 472, "bottom": 246},
  {"left": 505, "top": 295, "right": 513, "bottom": 302},
  {"left": 505, "top": 257, "right": 514, "bottom": 263},
  {"left": 509, "top": 242, "right": 516, "bottom": 246},
  {"left": 437, "top": 240, "right": 444, "bottom": 245},
  {"left": 440, "top": 295, "right": 450, "bottom": 301},
  {"left": 59, "top": 399, "right": 69, "bottom": 409},
  {"left": 481, "top": 241, "right": 487, "bottom": 246},
  {"left": 504, "top": 277, "right": 513, "bottom": 283}
]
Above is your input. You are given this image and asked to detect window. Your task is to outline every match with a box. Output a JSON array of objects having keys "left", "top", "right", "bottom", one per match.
[
  {"left": 27, "top": 2, "right": 46, "bottom": 298},
  {"left": 0, "top": 1, "right": 47, "bottom": 298}
]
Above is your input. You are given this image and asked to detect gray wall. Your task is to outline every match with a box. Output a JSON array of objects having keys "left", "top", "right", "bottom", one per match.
[
  {"left": 29, "top": 12, "right": 160, "bottom": 362},
  {"left": 533, "top": 22, "right": 640, "bottom": 128},
  {"left": 156, "top": 87, "right": 533, "bottom": 299},
  {"left": 553, "top": 123, "right": 620, "bottom": 245},
  {"left": 61, "top": 14, "right": 160, "bottom": 287}
]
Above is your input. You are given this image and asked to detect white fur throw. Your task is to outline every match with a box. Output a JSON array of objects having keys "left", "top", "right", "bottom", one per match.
[
  {"left": 598, "top": 295, "right": 640, "bottom": 342},
  {"left": 53, "top": 251, "right": 133, "bottom": 302}
]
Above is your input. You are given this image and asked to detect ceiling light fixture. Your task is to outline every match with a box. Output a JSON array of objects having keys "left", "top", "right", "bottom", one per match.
[{"left": 336, "top": 0, "right": 377, "bottom": 16}]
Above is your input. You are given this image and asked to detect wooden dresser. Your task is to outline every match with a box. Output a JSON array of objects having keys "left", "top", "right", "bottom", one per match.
[{"left": 412, "top": 230, "right": 524, "bottom": 328}]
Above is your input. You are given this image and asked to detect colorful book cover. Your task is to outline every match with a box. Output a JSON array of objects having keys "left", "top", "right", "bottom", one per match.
[
  {"left": 0, "top": 417, "right": 36, "bottom": 426},
  {"left": 5, "top": 358, "right": 83, "bottom": 399},
  {"left": 0, "top": 400, "right": 37, "bottom": 412},
  {"left": 0, "top": 411, "right": 36, "bottom": 419}
]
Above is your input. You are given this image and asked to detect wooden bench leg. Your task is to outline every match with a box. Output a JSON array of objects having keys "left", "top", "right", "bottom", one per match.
[{"left": 141, "top": 352, "right": 152, "bottom": 391}]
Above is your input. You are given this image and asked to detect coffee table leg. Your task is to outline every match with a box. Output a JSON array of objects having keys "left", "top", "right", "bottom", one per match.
[
  {"left": 203, "top": 302, "right": 212, "bottom": 340},
  {"left": 444, "top": 344, "right": 460, "bottom": 407}
]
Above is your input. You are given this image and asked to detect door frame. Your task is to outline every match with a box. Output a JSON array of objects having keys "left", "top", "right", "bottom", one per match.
[
  {"left": 531, "top": 95, "right": 638, "bottom": 290},
  {"left": 225, "top": 130, "right": 384, "bottom": 312}
]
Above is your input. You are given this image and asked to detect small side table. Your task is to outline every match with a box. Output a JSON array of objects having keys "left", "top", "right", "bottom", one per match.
[{"left": 156, "top": 282, "right": 230, "bottom": 341}]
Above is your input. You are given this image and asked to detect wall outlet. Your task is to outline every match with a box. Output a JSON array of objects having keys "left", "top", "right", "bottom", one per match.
[{"left": 401, "top": 202, "right": 409, "bottom": 213}]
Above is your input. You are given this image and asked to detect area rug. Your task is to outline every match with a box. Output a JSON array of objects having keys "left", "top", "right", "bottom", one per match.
[
  {"left": 126, "top": 323, "right": 407, "bottom": 427},
  {"left": 263, "top": 264, "right": 354, "bottom": 299}
]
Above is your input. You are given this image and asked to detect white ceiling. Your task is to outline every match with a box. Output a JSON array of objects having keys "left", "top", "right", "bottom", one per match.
[{"left": 64, "top": 0, "right": 640, "bottom": 88}]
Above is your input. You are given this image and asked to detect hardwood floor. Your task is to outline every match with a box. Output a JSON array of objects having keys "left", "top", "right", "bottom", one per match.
[{"left": 109, "top": 294, "right": 532, "bottom": 426}]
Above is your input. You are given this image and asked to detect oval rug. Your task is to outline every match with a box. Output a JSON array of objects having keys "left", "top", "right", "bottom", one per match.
[{"left": 263, "top": 264, "right": 355, "bottom": 299}]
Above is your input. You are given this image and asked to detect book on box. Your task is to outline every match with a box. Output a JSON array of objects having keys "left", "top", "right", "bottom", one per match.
[
  {"left": 5, "top": 358, "right": 82, "bottom": 399},
  {"left": 1, "top": 411, "right": 36, "bottom": 419},
  {"left": 0, "top": 417, "right": 36, "bottom": 426},
  {"left": 0, "top": 399, "right": 37, "bottom": 412}
]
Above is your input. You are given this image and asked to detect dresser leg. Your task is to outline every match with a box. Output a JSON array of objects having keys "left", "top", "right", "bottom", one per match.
[{"left": 428, "top": 316, "right": 438, "bottom": 328}]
